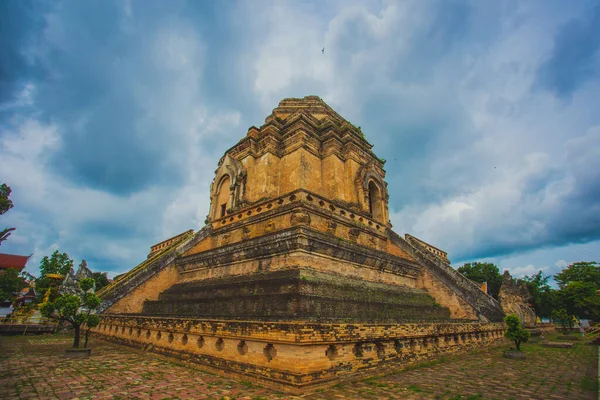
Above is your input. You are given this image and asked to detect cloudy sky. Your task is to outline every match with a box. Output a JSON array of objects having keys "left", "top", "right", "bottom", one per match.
[{"left": 1, "top": 0, "right": 599, "bottom": 279}]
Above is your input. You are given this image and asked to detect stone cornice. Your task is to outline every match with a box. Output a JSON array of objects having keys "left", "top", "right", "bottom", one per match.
[
  {"left": 177, "top": 226, "right": 421, "bottom": 278},
  {"left": 213, "top": 189, "right": 391, "bottom": 232}
]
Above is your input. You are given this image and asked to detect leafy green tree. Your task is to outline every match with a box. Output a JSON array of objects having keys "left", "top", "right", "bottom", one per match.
[
  {"left": 504, "top": 314, "right": 530, "bottom": 351},
  {"left": 551, "top": 308, "right": 574, "bottom": 333},
  {"left": 39, "top": 250, "right": 74, "bottom": 277},
  {"left": 36, "top": 251, "right": 74, "bottom": 303},
  {"left": 0, "top": 269, "right": 27, "bottom": 301},
  {"left": 522, "top": 270, "right": 558, "bottom": 318},
  {"left": 554, "top": 261, "right": 600, "bottom": 319},
  {"left": 554, "top": 261, "right": 600, "bottom": 288},
  {"left": 92, "top": 272, "right": 110, "bottom": 291},
  {"left": 0, "top": 183, "right": 15, "bottom": 245},
  {"left": 457, "top": 262, "right": 503, "bottom": 299},
  {"left": 40, "top": 277, "right": 101, "bottom": 348},
  {"left": 559, "top": 281, "right": 600, "bottom": 320}
]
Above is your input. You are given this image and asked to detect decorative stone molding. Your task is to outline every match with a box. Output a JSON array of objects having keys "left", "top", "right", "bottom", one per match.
[{"left": 92, "top": 315, "right": 505, "bottom": 393}]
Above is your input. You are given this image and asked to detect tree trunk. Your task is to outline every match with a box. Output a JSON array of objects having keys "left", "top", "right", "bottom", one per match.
[
  {"left": 515, "top": 340, "right": 520, "bottom": 351},
  {"left": 84, "top": 329, "right": 90, "bottom": 349},
  {"left": 73, "top": 324, "right": 81, "bottom": 349}
]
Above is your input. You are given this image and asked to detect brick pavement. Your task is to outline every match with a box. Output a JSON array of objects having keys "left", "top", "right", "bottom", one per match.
[{"left": 0, "top": 332, "right": 596, "bottom": 399}]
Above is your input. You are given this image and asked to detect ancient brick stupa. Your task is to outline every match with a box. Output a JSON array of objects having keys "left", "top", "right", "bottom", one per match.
[{"left": 94, "top": 96, "right": 504, "bottom": 392}]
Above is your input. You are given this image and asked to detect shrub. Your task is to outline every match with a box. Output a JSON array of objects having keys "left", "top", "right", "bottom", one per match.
[{"left": 504, "top": 314, "right": 530, "bottom": 351}]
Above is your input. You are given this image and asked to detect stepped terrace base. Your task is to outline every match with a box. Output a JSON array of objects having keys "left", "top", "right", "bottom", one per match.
[
  {"left": 93, "top": 315, "right": 504, "bottom": 393},
  {"left": 143, "top": 269, "right": 451, "bottom": 322}
]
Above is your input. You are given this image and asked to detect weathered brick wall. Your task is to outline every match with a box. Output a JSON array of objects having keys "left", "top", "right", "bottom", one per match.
[
  {"left": 204, "top": 189, "right": 395, "bottom": 255},
  {"left": 143, "top": 268, "right": 450, "bottom": 321},
  {"left": 105, "top": 264, "right": 179, "bottom": 314},
  {"left": 417, "top": 265, "right": 478, "bottom": 320},
  {"left": 177, "top": 227, "right": 419, "bottom": 288}
]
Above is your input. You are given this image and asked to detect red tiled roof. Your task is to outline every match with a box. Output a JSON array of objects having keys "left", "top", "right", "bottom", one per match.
[{"left": 0, "top": 253, "right": 31, "bottom": 271}]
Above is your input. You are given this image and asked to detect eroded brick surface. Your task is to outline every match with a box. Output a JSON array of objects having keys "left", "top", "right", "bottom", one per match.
[{"left": 0, "top": 333, "right": 596, "bottom": 400}]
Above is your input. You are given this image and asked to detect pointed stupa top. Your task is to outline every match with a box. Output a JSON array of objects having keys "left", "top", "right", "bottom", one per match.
[
  {"left": 243, "top": 96, "right": 373, "bottom": 151},
  {"left": 266, "top": 96, "right": 347, "bottom": 124}
]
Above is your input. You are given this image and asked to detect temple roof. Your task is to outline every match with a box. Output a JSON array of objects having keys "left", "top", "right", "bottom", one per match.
[{"left": 0, "top": 253, "right": 30, "bottom": 271}]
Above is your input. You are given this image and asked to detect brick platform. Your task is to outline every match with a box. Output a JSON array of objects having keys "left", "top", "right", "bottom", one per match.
[{"left": 0, "top": 332, "right": 596, "bottom": 399}]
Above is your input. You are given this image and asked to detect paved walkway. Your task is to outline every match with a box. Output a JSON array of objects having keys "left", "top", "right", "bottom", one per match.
[{"left": 0, "top": 332, "right": 596, "bottom": 399}]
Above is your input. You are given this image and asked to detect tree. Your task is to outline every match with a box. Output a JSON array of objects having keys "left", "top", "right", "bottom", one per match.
[
  {"left": 84, "top": 314, "right": 101, "bottom": 348},
  {"left": 92, "top": 272, "right": 110, "bottom": 291},
  {"left": 504, "top": 314, "right": 530, "bottom": 351},
  {"left": 40, "top": 277, "right": 101, "bottom": 349},
  {"left": 554, "top": 262, "right": 600, "bottom": 288},
  {"left": 0, "top": 183, "right": 16, "bottom": 245},
  {"left": 554, "top": 261, "right": 600, "bottom": 320},
  {"left": 457, "top": 262, "right": 503, "bottom": 299},
  {"left": 522, "top": 270, "right": 558, "bottom": 318},
  {"left": 0, "top": 269, "right": 27, "bottom": 301},
  {"left": 39, "top": 250, "right": 74, "bottom": 277},
  {"left": 559, "top": 281, "right": 600, "bottom": 320},
  {"left": 36, "top": 251, "right": 74, "bottom": 303},
  {"left": 551, "top": 308, "right": 573, "bottom": 333}
]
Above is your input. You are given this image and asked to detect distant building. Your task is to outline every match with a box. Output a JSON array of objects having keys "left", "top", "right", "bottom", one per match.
[{"left": 15, "top": 287, "right": 37, "bottom": 307}]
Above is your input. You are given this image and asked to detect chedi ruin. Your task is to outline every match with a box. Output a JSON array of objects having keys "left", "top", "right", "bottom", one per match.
[{"left": 93, "top": 96, "right": 508, "bottom": 392}]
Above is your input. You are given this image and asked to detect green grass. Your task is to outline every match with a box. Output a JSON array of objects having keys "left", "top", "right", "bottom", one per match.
[
  {"left": 407, "top": 384, "right": 422, "bottom": 392},
  {"left": 448, "top": 395, "right": 482, "bottom": 400},
  {"left": 363, "top": 378, "right": 388, "bottom": 388},
  {"left": 402, "top": 357, "right": 446, "bottom": 372},
  {"left": 580, "top": 376, "right": 598, "bottom": 392}
]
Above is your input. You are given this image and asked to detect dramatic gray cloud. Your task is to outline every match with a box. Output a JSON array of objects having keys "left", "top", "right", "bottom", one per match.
[
  {"left": 536, "top": 4, "right": 600, "bottom": 97},
  {"left": 1, "top": 0, "right": 599, "bottom": 279}
]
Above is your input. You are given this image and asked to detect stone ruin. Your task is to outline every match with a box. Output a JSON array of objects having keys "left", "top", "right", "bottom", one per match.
[
  {"left": 59, "top": 260, "right": 94, "bottom": 296},
  {"left": 498, "top": 271, "right": 537, "bottom": 328},
  {"left": 92, "top": 96, "right": 506, "bottom": 393}
]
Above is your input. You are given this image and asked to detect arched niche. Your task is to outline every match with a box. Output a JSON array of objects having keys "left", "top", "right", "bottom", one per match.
[
  {"left": 368, "top": 180, "right": 384, "bottom": 221},
  {"left": 355, "top": 161, "right": 389, "bottom": 225},
  {"left": 214, "top": 175, "right": 231, "bottom": 219},
  {"left": 208, "top": 154, "right": 247, "bottom": 222}
]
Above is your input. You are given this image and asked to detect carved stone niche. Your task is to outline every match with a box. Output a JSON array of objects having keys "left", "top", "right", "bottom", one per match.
[
  {"left": 355, "top": 161, "right": 389, "bottom": 225},
  {"left": 207, "top": 154, "right": 247, "bottom": 222},
  {"left": 290, "top": 210, "right": 311, "bottom": 226},
  {"left": 348, "top": 228, "right": 360, "bottom": 242}
]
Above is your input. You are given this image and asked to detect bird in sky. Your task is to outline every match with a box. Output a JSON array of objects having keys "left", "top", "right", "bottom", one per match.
[{"left": 322, "top": 47, "right": 325, "bottom": 54}]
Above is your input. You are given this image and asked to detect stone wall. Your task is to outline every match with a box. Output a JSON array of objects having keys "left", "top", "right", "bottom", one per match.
[{"left": 93, "top": 315, "right": 505, "bottom": 393}]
